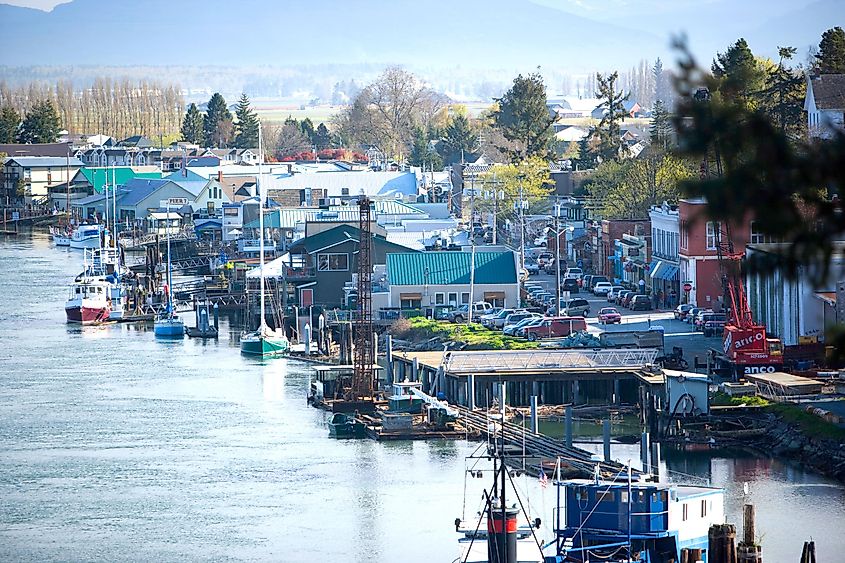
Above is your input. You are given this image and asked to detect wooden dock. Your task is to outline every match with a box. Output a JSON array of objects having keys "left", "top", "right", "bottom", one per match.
[{"left": 744, "top": 371, "right": 825, "bottom": 396}]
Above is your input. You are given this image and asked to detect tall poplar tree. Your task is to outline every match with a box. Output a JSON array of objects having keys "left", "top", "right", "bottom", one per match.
[
  {"left": 234, "top": 94, "right": 260, "bottom": 149},
  {"left": 180, "top": 103, "right": 203, "bottom": 144}
]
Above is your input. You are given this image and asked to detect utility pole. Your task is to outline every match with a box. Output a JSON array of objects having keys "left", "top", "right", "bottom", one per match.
[
  {"left": 518, "top": 174, "right": 526, "bottom": 304},
  {"left": 468, "top": 173, "right": 477, "bottom": 324},
  {"left": 555, "top": 201, "right": 562, "bottom": 314}
]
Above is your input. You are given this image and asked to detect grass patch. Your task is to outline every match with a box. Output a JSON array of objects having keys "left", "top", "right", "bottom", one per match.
[
  {"left": 768, "top": 403, "right": 845, "bottom": 441},
  {"left": 389, "top": 318, "right": 539, "bottom": 350},
  {"left": 711, "top": 393, "right": 771, "bottom": 407}
]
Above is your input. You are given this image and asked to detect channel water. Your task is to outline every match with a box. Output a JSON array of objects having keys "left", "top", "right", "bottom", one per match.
[{"left": 1, "top": 233, "right": 843, "bottom": 562}]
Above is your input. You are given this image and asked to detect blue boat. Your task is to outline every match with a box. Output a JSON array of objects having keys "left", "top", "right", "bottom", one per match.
[
  {"left": 544, "top": 476, "right": 725, "bottom": 563},
  {"left": 154, "top": 200, "right": 184, "bottom": 339}
]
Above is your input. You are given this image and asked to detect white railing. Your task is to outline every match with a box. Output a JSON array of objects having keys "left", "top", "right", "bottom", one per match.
[{"left": 442, "top": 348, "right": 660, "bottom": 374}]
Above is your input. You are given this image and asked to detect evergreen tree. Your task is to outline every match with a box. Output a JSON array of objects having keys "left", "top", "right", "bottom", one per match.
[
  {"left": 203, "top": 93, "right": 232, "bottom": 147},
  {"left": 595, "top": 72, "right": 629, "bottom": 161},
  {"left": 17, "top": 99, "right": 61, "bottom": 144},
  {"left": 408, "top": 127, "right": 442, "bottom": 170},
  {"left": 759, "top": 47, "right": 805, "bottom": 136},
  {"left": 438, "top": 114, "right": 479, "bottom": 166},
  {"left": 0, "top": 106, "right": 21, "bottom": 143},
  {"left": 653, "top": 57, "right": 670, "bottom": 104},
  {"left": 711, "top": 38, "right": 766, "bottom": 106},
  {"left": 234, "top": 94, "right": 260, "bottom": 149},
  {"left": 492, "top": 73, "right": 553, "bottom": 161},
  {"left": 314, "top": 123, "right": 331, "bottom": 151},
  {"left": 575, "top": 132, "right": 596, "bottom": 170},
  {"left": 299, "top": 117, "right": 315, "bottom": 145},
  {"left": 817, "top": 26, "right": 845, "bottom": 74},
  {"left": 649, "top": 99, "right": 672, "bottom": 150},
  {"left": 180, "top": 103, "right": 204, "bottom": 144}
]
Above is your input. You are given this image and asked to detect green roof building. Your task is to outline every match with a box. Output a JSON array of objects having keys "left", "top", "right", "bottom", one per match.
[
  {"left": 79, "top": 166, "right": 162, "bottom": 194},
  {"left": 385, "top": 251, "right": 518, "bottom": 309}
]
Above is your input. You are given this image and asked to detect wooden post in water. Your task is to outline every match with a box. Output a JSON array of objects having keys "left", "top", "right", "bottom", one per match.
[
  {"left": 737, "top": 504, "right": 761, "bottom": 562},
  {"left": 708, "top": 524, "right": 737, "bottom": 563},
  {"left": 799, "top": 541, "right": 816, "bottom": 563}
]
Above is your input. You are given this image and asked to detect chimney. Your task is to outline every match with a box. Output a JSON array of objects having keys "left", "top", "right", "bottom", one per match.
[{"left": 218, "top": 169, "right": 223, "bottom": 183}]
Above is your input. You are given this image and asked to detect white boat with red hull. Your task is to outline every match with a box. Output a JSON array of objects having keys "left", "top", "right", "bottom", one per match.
[{"left": 65, "top": 278, "right": 112, "bottom": 325}]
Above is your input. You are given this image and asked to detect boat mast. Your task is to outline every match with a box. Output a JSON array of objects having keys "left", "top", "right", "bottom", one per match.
[
  {"left": 166, "top": 200, "right": 172, "bottom": 315},
  {"left": 112, "top": 164, "right": 117, "bottom": 247},
  {"left": 258, "top": 123, "right": 265, "bottom": 331}
]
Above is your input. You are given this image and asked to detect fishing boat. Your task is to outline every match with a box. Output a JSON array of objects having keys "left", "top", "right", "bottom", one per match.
[
  {"left": 328, "top": 412, "right": 367, "bottom": 438},
  {"left": 240, "top": 126, "right": 288, "bottom": 357},
  {"left": 69, "top": 224, "right": 104, "bottom": 249},
  {"left": 154, "top": 200, "right": 184, "bottom": 338},
  {"left": 65, "top": 277, "right": 111, "bottom": 324},
  {"left": 455, "top": 418, "right": 547, "bottom": 563}
]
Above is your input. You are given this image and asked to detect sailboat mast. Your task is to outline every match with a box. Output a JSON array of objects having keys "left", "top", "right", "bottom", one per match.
[
  {"left": 258, "top": 124, "right": 265, "bottom": 329},
  {"left": 166, "top": 201, "right": 172, "bottom": 312},
  {"left": 112, "top": 164, "right": 117, "bottom": 247}
]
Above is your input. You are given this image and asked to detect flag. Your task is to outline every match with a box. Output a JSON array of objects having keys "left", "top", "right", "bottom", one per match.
[{"left": 539, "top": 469, "right": 548, "bottom": 489}]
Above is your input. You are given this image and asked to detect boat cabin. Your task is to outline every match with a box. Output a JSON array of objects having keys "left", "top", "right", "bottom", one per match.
[
  {"left": 550, "top": 479, "right": 724, "bottom": 563},
  {"left": 387, "top": 380, "right": 424, "bottom": 413}
]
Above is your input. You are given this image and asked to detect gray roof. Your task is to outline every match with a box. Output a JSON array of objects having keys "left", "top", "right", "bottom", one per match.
[
  {"left": 0, "top": 142, "right": 72, "bottom": 157},
  {"left": 5, "top": 156, "right": 84, "bottom": 167},
  {"left": 263, "top": 170, "right": 419, "bottom": 199},
  {"left": 810, "top": 74, "right": 845, "bottom": 110}
]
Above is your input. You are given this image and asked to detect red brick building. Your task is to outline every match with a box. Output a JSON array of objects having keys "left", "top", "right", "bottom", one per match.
[
  {"left": 596, "top": 219, "right": 650, "bottom": 279},
  {"left": 678, "top": 198, "right": 755, "bottom": 307}
]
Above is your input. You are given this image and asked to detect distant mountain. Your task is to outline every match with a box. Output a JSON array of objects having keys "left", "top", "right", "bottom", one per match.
[{"left": 0, "top": 0, "right": 667, "bottom": 69}]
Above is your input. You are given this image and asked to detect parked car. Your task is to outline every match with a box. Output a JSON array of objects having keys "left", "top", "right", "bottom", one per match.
[
  {"left": 607, "top": 286, "right": 625, "bottom": 302},
  {"left": 581, "top": 275, "right": 594, "bottom": 290},
  {"left": 598, "top": 307, "right": 622, "bottom": 324},
  {"left": 447, "top": 302, "right": 493, "bottom": 323},
  {"left": 561, "top": 298, "right": 590, "bottom": 317},
  {"left": 525, "top": 261, "right": 540, "bottom": 275},
  {"left": 686, "top": 307, "right": 705, "bottom": 324},
  {"left": 693, "top": 309, "right": 715, "bottom": 331},
  {"left": 629, "top": 295, "right": 652, "bottom": 311},
  {"left": 503, "top": 316, "right": 539, "bottom": 336},
  {"left": 503, "top": 311, "right": 536, "bottom": 327},
  {"left": 615, "top": 290, "right": 632, "bottom": 306},
  {"left": 593, "top": 281, "right": 613, "bottom": 296},
  {"left": 562, "top": 278, "right": 580, "bottom": 294},
  {"left": 532, "top": 292, "right": 552, "bottom": 306},
  {"left": 524, "top": 316, "right": 588, "bottom": 341},
  {"left": 673, "top": 304, "right": 694, "bottom": 320},
  {"left": 621, "top": 292, "right": 638, "bottom": 308},
  {"left": 564, "top": 267, "right": 583, "bottom": 280},
  {"left": 589, "top": 275, "right": 609, "bottom": 290},
  {"left": 702, "top": 312, "right": 727, "bottom": 336},
  {"left": 484, "top": 308, "right": 516, "bottom": 329},
  {"left": 515, "top": 317, "right": 545, "bottom": 337},
  {"left": 537, "top": 252, "right": 554, "bottom": 267}
]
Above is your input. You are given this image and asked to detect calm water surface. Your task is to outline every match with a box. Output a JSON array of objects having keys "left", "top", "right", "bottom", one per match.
[{"left": 1, "top": 233, "right": 843, "bottom": 562}]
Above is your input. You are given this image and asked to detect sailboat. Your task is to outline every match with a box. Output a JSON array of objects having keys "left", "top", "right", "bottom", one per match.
[
  {"left": 240, "top": 126, "right": 289, "bottom": 357},
  {"left": 154, "top": 200, "right": 185, "bottom": 338}
]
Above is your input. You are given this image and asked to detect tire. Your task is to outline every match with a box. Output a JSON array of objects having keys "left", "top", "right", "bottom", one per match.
[
  {"left": 528, "top": 333, "right": 537, "bottom": 341},
  {"left": 704, "top": 329, "right": 711, "bottom": 337},
  {"left": 678, "top": 358, "right": 689, "bottom": 369},
  {"left": 583, "top": 310, "right": 589, "bottom": 317},
  {"left": 454, "top": 315, "right": 464, "bottom": 323}
]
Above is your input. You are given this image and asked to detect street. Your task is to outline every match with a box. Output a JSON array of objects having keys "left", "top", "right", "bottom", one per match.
[{"left": 526, "top": 272, "right": 718, "bottom": 365}]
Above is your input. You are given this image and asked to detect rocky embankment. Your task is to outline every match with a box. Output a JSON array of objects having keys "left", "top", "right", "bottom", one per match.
[{"left": 760, "top": 414, "right": 845, "bottom": 482}]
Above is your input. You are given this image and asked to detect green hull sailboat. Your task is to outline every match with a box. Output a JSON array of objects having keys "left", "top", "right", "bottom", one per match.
[{"left": 240, "top": 326, "right": 289, "bottom": 357}]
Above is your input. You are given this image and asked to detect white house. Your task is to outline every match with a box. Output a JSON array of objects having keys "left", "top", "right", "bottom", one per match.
[
  {"left": 1, "top": 156, "right": 84, "bottom": 205},
  {"left": 804, "top": 73, "right": 845, "bottom": 139},
  {"left": 745, "top": 242, "right": 845, "bottom": 346},
  {"left": 648, "top": 203, "right": 681, "bottom": 303}
]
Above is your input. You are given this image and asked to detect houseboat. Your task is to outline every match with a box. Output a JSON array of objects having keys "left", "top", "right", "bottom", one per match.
[
  {"left": 545, "top": 477, "right": 725, "bottom": 563},
  {"left": 69, "top": 224, "right": 104, "bottom": 249}
]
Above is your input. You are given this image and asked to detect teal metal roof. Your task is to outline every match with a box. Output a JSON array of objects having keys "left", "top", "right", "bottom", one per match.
[
  {"left": 387, "top": 251, "right": 517, "bottom": 286},
  {"left": 290, "top": 224, "right": 416, "bottom": 254}
]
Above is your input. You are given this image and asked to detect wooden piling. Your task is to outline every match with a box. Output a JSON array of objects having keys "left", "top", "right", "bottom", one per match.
[
  {"left": 799, "top": 541, "right": 816, "bottom": 563},
  {"left": 708, "top": 523, "right": 737, "bottom": 563},
  {"left": 737, "top": 504, "right": 761, "bottom": 563}
]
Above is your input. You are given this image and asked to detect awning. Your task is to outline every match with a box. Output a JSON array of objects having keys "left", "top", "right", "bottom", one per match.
[
  {"left": 400, "top": 293, "right": 423, "bottom": 300},
  {"left": 484, "top": 291, "right": 506, "bottom": 299},
  {"left": 815, "top": 292, "right": 837, "bottom": 306},
  {"left": 651, "top": 261, "right": 679, "bottom": 280}
]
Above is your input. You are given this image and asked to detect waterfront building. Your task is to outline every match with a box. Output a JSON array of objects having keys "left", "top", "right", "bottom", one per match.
[{"left": 649, "top": 202, "right": 681, "bottom": 305}]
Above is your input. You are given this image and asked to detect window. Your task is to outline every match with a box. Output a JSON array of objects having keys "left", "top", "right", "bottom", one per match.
[
  {"left": 576, "top": 487, "right": 588, "bottom": 501},
  {"left": 682, "top": 503, "right": 689, "bottom": 521},
  {"left": 701, "top": 499, "right": 707, "bottom": 517},
  {"left": 680, "top": 221, "right": 689, "bottom": 249},
  {"left": 706, "top": 221, "right": 721, "bottom": 250},
  {"left": 434, "top": 292, "right": 445, "bottom": 305},
  {"left": 341, "top": 188, "right": 350, "bottom": 196},
  {"left": 460, "top": 292, "right": 470, "bottom": 305},
  {"left": 750, "top": 221, "right": 773, "bottom": 244},
  {"left": 448, "top": 292, "right": 458, "bottom": 306},
  {"left": 317, "top": 253, "right": 348, "bottom": 272},
  {"left": 400, "top": 296, "right": 421, "bottom": 309}
]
